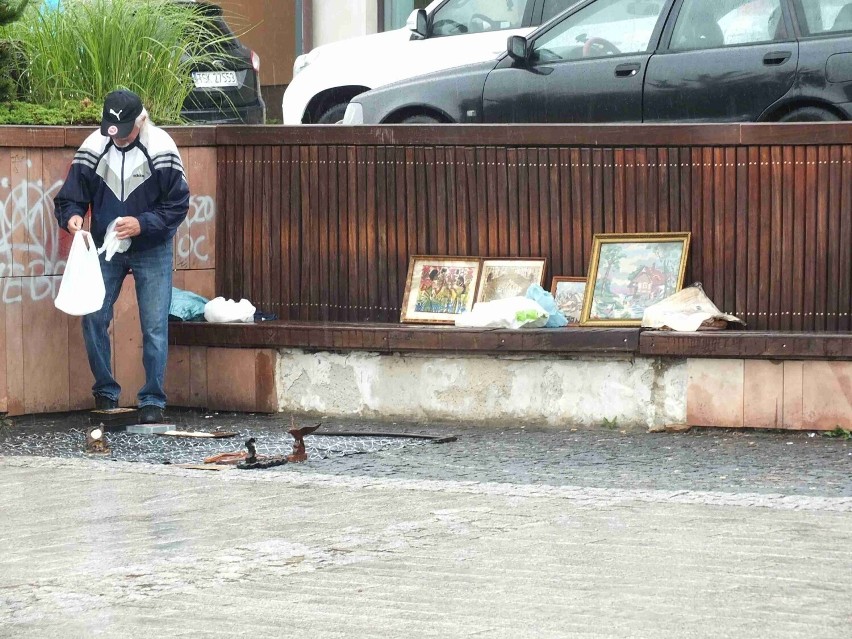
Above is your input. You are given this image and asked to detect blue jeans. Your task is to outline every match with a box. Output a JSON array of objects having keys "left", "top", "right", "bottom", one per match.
[{"left": 82, "top": 240, "right": 173, "bottom": 408}]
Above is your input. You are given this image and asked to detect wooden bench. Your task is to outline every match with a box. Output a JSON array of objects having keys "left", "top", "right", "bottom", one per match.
[
  {"left": 169, "top": 321, "right": 641, "bottom": 354},
  {"left": 170, "top": 322, "right": 852, "bottom": 360}
]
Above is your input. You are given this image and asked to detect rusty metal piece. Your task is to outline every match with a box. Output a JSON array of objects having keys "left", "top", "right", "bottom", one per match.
[
  {"left": 287, "top": 422, "right": 320, "bottom": 463},
  {"left": 203, "top": 451, "right": 249, "bottom": 465},
  {"left": 85, "top": 428, "right": 110, "bottom": 454}
]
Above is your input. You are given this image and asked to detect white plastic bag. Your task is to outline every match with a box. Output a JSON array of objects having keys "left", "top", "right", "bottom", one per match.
[
  {"left": 54, "top": 231, "right": 106, "bottom": 316},
  {"left": 455, "top": 296, "right": 549, "bottom": 329},
  {"left": 203, "top": 297, "right": 256, "bottom": 323},
  {"left": 642, "top": 283, "right": 744, "bottom": 331},
  {"left": 97, "top": 217, "right": 131, "bottom": 261}
]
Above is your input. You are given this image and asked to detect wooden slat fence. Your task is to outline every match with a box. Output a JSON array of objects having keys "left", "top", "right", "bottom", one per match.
[{"left": 215, "top": 125, "right": 852, "bottom": 331}]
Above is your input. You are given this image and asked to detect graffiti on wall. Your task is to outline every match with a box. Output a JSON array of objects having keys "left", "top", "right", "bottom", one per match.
[
  {"left": 0, "top": 169, "right": 215, "bottom": 304},
  {"left": 177, "top": 193, "right": 214, "bottom": 264}
]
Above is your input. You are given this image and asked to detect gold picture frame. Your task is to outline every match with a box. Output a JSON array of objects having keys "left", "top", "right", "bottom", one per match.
[
  {"left": 475, "top": 257, "right": 547, "bottom": 304},
  {"left": 550, "top": 276, "right": 587, "bottom": 326},
  {"left": 400, "top": 255, "right": 482, "bottom": 324},
  {"left": 581, "top": 232, "right": 691, "bottom": 327}
]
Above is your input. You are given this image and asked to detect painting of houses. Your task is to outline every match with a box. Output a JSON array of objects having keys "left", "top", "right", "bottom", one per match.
[
  {"left": 629, "top": 264, "right": 666, "bottom": 300},
  {"left": 581, "top": 233, "right": 691, "bottom": 326}
]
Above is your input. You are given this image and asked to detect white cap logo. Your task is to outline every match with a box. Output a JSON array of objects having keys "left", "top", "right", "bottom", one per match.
[
  {"left": 107, "top": 125, "right": 118, "bottom": 136},
  {"left": 109, "top": 108, "right": 123, "bottom": 120}
]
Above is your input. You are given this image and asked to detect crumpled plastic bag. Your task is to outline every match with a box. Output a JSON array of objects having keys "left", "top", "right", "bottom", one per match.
[
  {"left": 97, "top": 217, "right": 132, "bottom": 261},
  {"left": 455, "top": 296, "right": 549, "bottom": 329},
  {"left": 203, "top": 297, "right": 256, "bottom": 323},
  {"left": 169, "top": 287, "right": 208, "bottom": 321},
  {"left": 525, "top": 284, "right": 568, "bottom": 328},
  {"left": 642, "top": 283, "right": 745, "bottom": 331}
]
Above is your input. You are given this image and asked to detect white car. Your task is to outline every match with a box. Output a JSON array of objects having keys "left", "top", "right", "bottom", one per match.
[{"left": 282, "top": 0, "right": 579, "bottom": 124}]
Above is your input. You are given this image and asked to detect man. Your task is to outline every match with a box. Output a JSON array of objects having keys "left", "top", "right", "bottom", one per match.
[{"left": 54, "top": 89, "right": 189, "bottom": 424}]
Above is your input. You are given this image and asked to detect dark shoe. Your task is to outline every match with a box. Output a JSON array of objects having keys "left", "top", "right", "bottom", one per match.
[
  {"left": 94, "top": 394, "right": 118, "bottom": 410},
  {"left": 139, "top": 405, "right": 164, "bottom": 424}
]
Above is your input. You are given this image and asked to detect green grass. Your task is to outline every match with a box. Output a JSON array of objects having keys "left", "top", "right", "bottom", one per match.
[
  {"left": 2, "top": 0, "right": 234, "bottom": 124},
  {"left": 824, "top": 426, "right": 851, "bottom": 439}
]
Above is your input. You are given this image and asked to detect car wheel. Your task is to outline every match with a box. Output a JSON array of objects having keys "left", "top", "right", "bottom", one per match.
[
  {"left": 401, "top": 114, "right": 441, "bottom": 124},
  {"left": 316, "top": 101, "right": 349, "bottom": 124},
  {"left": 777, "top": 107, "right": 841, "bottom": 122}
]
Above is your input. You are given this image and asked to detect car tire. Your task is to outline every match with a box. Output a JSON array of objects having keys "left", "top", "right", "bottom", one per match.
[
  {"left": 401, "top": 114, "right": 441, "bottom": 124},
  {"left": 316, "top": 102, "right": 349, "bottom": 124},
  {"left": 777, "top": 107, "right": 841, "bottom": 122}
]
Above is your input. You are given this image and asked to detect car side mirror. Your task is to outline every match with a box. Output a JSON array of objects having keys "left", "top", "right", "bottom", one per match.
[
  {"left": 507, "top": 35, "right": 528, "bottom": 62},
  {"left": 408, "top": 9, "right": 429, "bottom": 38}
]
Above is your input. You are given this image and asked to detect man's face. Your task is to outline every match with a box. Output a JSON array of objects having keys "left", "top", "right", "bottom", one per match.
[{"left": 111, "top": 117, "right": 144, "bottom": 148}]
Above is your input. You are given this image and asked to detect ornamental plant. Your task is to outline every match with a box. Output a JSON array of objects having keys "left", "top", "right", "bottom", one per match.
[
  {"left": 2, "top": 0, "right": 232, "bottom": 124},
  {"left": 0, "top": 0, "right": 29, "bottom": 102}
]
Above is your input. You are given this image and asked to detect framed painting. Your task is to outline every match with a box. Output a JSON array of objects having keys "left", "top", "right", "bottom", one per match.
[
  {"left": 580, "top": 232, "right": 691, "bottom": 327},
  {"left": 475, "top": 258, "right": 547, "bottom": 303},
  {"left": 550, "top": 276, "right": 587, "bottom": 325},
  {"left": 400, "top": 255, "right": 482, "bottom": 324}
]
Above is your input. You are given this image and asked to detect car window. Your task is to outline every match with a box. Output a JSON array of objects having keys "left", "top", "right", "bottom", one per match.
[
  {"left": 670, "top": 0, "right": 785, "bottom": 51},
  {"left": 792, "top": 0, "right": 852, "bottom": 36},
  {"left": 431, "top": 0, "right": 526, "bottom": 37},
  {"left": 541, "top": 0, "right": 582, "bottom": 23},
  {"left": 530, "top": 0, "right": 664, "bottom": 63}
]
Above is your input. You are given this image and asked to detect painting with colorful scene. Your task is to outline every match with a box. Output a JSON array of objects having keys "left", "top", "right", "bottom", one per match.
[
  {"left": 400, "top": 255, "right": 482, "bottom": 324},
  {"left": 581, "top": 233, "right": 691, "bottom": 326}
]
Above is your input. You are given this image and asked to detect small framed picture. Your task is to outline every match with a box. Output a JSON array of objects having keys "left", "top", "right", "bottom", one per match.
[
  {"left": 475, "top": 257, "right": 547, "bottom": 304},
  {"left": 400, "top": 255, "right": 482, "bottom": 324},
  {"left": 581, "top": 232, "right": 691, "bottom": 327},
  {"left": 550, "top": 276, "right": 587, "bottom": 325}
]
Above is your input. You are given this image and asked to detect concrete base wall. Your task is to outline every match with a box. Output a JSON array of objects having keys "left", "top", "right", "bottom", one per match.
[{"left": 276, "top": 349, "right": 687, "bottom": 431}]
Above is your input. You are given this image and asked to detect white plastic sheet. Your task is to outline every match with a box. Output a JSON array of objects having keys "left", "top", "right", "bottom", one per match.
[
  {"left": 455, "top": 296, "right": 549, "bottom": 329},
  {"left": 641, "top": 283, "right": 744, "bottom": 331},
  {"left": 203, "top": 297, "right": 256, "bottom": 323},
  {"left": 54, "top": 231, "right": 106, "bottom": 316}
]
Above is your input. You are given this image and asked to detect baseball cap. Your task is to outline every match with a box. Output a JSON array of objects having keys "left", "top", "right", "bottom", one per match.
[{"left": 100, "top": 89, "right": 144, "bottom": 138}]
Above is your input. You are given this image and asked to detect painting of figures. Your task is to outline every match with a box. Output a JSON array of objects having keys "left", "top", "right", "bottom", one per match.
[
  {"left": 400, "top": 256, "right": 482, "bottom": 324},
  {"left": 475, "top": 258, "right": 547, "bottom": 304},
  {"left": 581, "top": 233, "right": 691, "bottom": 326},
  {"left": 551, "top": 276, "right": 587, "bottom": 325}
]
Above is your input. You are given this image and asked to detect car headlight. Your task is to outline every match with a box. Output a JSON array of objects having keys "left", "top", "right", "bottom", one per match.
[
  {"left": 293, "top": 49, "right": 321, "bottom": 77},
  {"left": 342, "top": 102, "right": 364, "bottom": 125}
]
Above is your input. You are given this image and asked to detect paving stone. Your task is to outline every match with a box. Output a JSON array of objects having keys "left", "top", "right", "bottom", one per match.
[{"left": 1, "top": 409, "right": 851, "bottom": 637}]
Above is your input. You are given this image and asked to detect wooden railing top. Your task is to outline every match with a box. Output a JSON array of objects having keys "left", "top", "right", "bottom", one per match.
[{"left": 3, "top": 122, "right": 852, "bottom": 148}]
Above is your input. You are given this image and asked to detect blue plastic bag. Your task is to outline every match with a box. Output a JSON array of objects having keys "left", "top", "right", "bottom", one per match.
[
  {"left": 526, "top": 284, "right": 568, "bottom": 328},
  {"left": 169, "top": 287, "right": 209, "bottom": 322}
]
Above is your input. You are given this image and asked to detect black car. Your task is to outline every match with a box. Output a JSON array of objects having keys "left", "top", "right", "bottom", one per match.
[
  {"left": 180, "top": 0, "right": 265, "bottom": 124},
  {"left": 344, "top": 0, "right": 852, "bottom": 124}
]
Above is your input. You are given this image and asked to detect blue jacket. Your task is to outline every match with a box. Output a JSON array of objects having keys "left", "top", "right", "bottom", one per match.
[{"left": 54, "top": 125, "right": 190, "bottom": 252}]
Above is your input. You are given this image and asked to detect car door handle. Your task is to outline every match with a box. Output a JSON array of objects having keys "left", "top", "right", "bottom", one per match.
[
  {"left": 615, "top": 63, "right": 641, "bottom": 77},
  {"left": 763, "top": 51, "right": 792, "bottom": 66}
]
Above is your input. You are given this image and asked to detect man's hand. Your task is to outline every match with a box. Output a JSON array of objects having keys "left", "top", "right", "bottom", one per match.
[
  {"left": 67, "top": 215, "right": 84, "bottom": 234},
  {"left": 115, "top": 216, "right": 142, "bottom": 240}
]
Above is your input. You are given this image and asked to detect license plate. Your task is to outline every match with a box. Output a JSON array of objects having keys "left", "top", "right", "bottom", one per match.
[{"left": 192, "top": 71, "right": 238, "bottom": 88}]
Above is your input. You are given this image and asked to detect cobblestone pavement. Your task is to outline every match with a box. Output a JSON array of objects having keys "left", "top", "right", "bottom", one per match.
[
  {"left": 1, "top": 411, "right": 851, "bottom": 638},
  {"left": 6, "top": 409, "right": 851, "bottom": 497}
]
